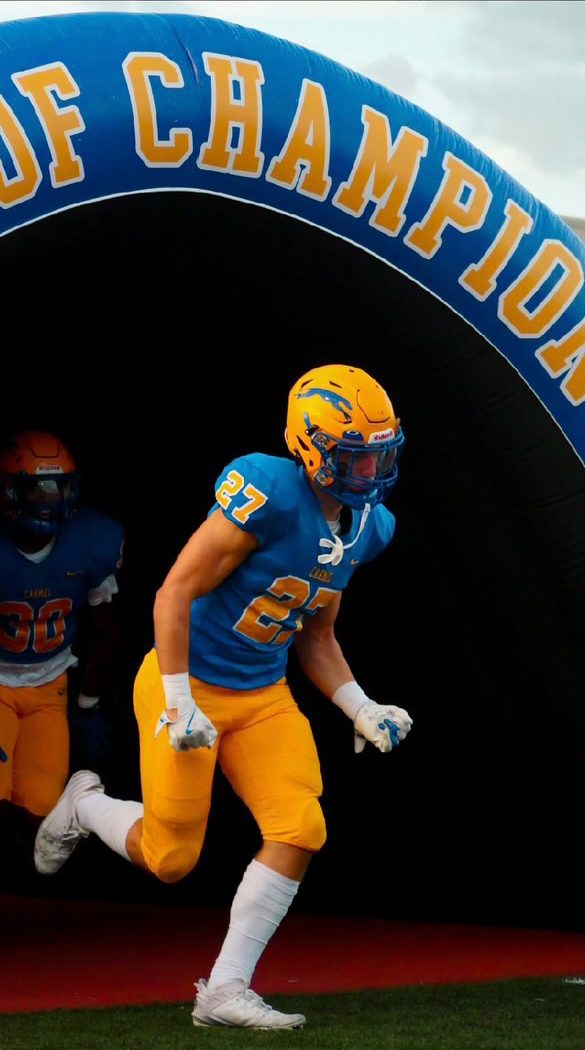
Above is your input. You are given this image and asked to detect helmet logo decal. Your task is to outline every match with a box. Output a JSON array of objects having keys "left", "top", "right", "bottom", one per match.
[{"left": 296, "top": 387, "right": 353, "bottom": 422}]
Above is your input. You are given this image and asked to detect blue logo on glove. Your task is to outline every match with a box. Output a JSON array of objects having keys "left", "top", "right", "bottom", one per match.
[
  {"left": 379, "top": 719, "right": 400, "bottom": 748},
  {"left": 185, "top": 712, "right": 196, "bottom": 736},
  {"left": 0, "top": 746, "right": 8, "bottom": 763}
]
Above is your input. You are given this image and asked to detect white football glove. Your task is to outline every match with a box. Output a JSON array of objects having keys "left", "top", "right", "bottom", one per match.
[
  {"left": 155, "top": 697, "right": 217, "bottom": 752},
  {"left": 354, "top": 701, "right": 413, "bottom": 754}
]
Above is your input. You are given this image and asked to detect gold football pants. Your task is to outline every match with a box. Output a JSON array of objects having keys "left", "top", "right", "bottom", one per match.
[
  {"left": 134, "top": 648, "right": 326, "bottom": 883},
  {"left": 0, "top": 673, "right": 69, "bottom": 816}
]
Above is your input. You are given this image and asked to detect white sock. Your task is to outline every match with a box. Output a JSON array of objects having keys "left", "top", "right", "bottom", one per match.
[
  {"left": 76, "top": 793, "right": 144, "bottom": 861},
  {"left": 207, "top": 859, "right": 300, "bottom": 991}
]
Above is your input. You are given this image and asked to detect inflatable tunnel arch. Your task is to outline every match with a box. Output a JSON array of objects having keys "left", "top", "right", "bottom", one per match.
[{"left": 1, "top": 12, "right": 585, "bottom": 924}]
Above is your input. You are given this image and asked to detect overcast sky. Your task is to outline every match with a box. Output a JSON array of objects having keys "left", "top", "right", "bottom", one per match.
[{"left": 0, "top": 0, "right": 583, "bottom": 219}]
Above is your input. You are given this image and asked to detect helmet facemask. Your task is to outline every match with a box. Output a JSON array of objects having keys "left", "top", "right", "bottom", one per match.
[
  {"left": 310, "top": 428, "right": 405, "bottom": 509},
  {"left": 2, "top": 471, "right": 80, "bottom": 536}
]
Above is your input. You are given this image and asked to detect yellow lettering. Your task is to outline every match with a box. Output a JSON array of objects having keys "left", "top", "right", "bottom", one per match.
[
  {"left": 0, "top": 95, "right": 41, "bottom": 207},
  {"left": 123, "top": 52, "right": 192, "bottom": 167},
  {"left": 198, "top": 53, "right": 264, "bottom": 176},
  {"left": 499, "top": 240, "right": 583, "bottom": 338},
  {"left": 536, "top": 319, "right": 585, "bottom": 405},
  {"left": 460, "top": 200, "right": 533, "bottom": 299},
  {"left": 14, "top": 62, "right": 84, "bottom": 186},
  {"left": 267, "top": 80, "right": 331, "bottom": 200},
  {"left": 406, "top": 153, "right": 492, "bottom": 258},
  {"left": 333, "top": 107, "right": 427, "bottom": 236}
]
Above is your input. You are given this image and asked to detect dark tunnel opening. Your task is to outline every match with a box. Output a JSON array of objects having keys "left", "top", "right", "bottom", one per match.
[{"left": 3, "top": 191, "right": 585, "bottom": 927}]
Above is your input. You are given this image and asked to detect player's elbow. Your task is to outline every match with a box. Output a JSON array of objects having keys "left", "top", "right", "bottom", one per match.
[{"left": 153, "top": 581, "right": 192, "bottom": 628}]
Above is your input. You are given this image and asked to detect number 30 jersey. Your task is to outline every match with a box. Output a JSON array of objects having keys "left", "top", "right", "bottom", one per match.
[
  {"left": 188, "top": 454, "right": 395, "bottom": 689},
  {"left": 0, "top": 508, "right": 124, "bottom": 685}
]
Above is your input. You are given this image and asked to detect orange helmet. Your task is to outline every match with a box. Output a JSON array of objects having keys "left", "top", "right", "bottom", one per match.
[
  {"left": 286, "top": 364, "right": 404, "bottom": 508},
  {"left": 0, "top": 431, "right": 79, "bottom": 536}
]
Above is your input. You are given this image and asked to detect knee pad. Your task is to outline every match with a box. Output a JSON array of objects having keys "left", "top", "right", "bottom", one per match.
[
  {"left": 144, "top": 796, "right": 207, "bottom": 883},
  {"left": 146, "top": 840, "right": 201, "bottom": 884},
  {"left": 295, "top": 796, "right": 327, "bottom": 853}
]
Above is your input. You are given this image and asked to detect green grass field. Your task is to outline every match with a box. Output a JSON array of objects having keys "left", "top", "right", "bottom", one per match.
[{"left": 2, "top": 978, "right": 585, "bottom": 1050}]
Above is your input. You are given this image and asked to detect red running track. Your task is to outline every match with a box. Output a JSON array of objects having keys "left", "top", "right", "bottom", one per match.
[{"left": 1, "top": 894, "right": 585, "bottom": 1013}]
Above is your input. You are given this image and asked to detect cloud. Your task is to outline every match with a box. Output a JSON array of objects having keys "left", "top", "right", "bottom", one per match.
[
  {"left": 435, "top": 66, "right": 585, "bottom": 176},
  {"left": 449, "top": 0, "right": 585, "bottom": 69},
  {"left": 426, "top": 0, "right": 585, "bottom": 205},
  {"left": 361, "top": 53, "right": 419, "bottom": 98}
]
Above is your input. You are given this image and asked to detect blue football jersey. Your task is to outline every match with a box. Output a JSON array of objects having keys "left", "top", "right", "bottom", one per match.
[
  {"left": 0, "top": 508, "right": 124, "bottom": 666},
  {"left": 188, "top": 454, "right": 395, "bottom": 689}
]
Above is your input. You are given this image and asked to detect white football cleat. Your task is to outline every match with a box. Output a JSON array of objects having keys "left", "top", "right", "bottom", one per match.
[
  {"left": 34, "top": 769, "right": 104, "bottom": 875},
  {"left": 192, "top": 979, "right": 305, "bottom": 1029}
]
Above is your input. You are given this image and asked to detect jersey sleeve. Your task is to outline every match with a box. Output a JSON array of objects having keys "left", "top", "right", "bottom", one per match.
[
  {"left": 87, "top": 574, "right": 119, "bottom": 607},
  {"left": 84, "top": 511, "right": 125, "bottom": 592},
  {"left": 210, "top": 454, "right": 281, "bottom": 547},
  {"left": 361, "top": 505, "right": 396, "bottom": 564}
]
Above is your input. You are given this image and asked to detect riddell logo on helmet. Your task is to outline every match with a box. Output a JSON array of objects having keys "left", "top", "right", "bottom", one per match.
[
  {"left": 369, "top": 429, "right": 395, "bottom": 443},
  {"left": 36, "top": 465, "right": 64, "bottom": 474}
]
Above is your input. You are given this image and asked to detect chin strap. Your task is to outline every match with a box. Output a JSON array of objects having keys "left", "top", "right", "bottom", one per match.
[{"left": 318, "top": 503, "right": 371, "bottom": 566}]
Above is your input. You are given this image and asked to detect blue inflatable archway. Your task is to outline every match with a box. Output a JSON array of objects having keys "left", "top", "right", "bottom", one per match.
[
  {"left": 2, "top": 12, "right": 585, "bottom": 927},
  {"left": 0, "top": 10, "right": 584, "bottom": 462}
]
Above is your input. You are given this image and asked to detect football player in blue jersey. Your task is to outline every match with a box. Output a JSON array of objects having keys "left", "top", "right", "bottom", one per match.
[
  {"left": 0, "top": 431, "right": 124, "bottom": 847},
  {"left": 34, "top": 365, "right": 413, "bottom": 1030}
]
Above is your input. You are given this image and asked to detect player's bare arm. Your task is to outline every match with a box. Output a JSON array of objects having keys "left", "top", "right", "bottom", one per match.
[
  {"left": 295, "top": 591, "right": 413, "bottom": 755},
  {"left": 154, "top": 510, "right": 257, "bottom": 675},
  {"left": 153, "top": 511, "right": 258, "bottom": 750},
  {"left": 293, "top": 592, "right": 354, "bottom": 698}
]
